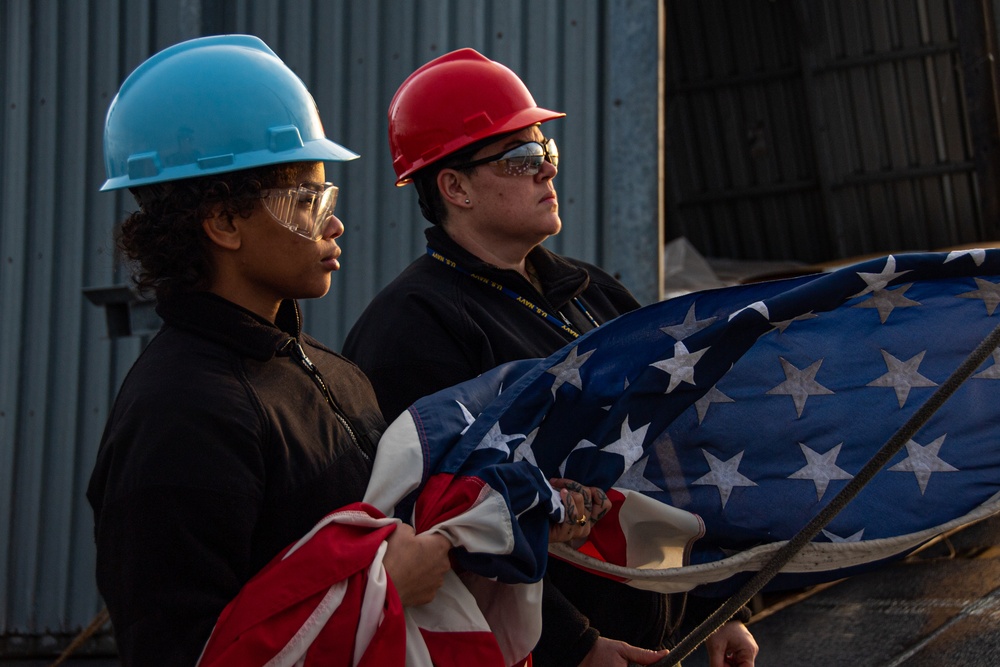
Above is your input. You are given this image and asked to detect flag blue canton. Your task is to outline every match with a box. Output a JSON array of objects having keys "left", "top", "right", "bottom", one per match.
[{"left": 403, "top": 250, "right": 1000, "bottom": 593}]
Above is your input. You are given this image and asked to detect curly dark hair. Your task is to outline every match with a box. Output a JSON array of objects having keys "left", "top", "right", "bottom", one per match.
[{"left": 116, "top": 163, "right": 302, "bottom": 300}]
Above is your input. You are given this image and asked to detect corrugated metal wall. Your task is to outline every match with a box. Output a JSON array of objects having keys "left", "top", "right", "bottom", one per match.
[
  {"left": 666, "top": 0, "right": 999, "bottom": 265},
  {"left": 0, "top": 0, "right": 662, "bottom": 656}
]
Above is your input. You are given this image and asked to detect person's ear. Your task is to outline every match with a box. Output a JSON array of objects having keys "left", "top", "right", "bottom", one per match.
[
  {"left": 437, "top": 169, "right": 473, "bottom": 209},
  {"left": 202, "top": 211, "right": 242, "bottom": 250}
]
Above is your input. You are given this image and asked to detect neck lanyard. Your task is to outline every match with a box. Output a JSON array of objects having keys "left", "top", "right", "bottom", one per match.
[{"left": 426, "top": 246, "right": 600, "bottom": 339}]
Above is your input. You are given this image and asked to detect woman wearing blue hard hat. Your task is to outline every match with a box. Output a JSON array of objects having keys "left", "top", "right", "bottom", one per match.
[{"left": 84, "top": 35, "right": 459, "bottom": 666}]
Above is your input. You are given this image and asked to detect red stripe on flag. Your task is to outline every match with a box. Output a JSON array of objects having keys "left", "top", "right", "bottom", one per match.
[
  {"left": 550, "top": 489, "right": 630, "bottom": 583},
  {"left": 582, "top": 488, "right": 629, "bottom": 566},
  {"left": 199, "top": 503, "right": 403, "bottom": 666},
  {"left": 414, "top": 473, "right": 488, "bottom": 533}
]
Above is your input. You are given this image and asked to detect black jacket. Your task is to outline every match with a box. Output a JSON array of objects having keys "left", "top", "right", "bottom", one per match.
[
  {"left": 344, "top": 225, "right": 641, "bottom": 422},
  {"left": 87, "top": 292, "right": 385, "bottom": 666},
  {"left": 343, "top": 226, "right": 667, "bottom": 665}
]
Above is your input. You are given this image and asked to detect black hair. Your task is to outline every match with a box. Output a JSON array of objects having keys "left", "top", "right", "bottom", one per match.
[
  {"left": 412, "top": 156, "right": 475, "bottom": 226},
  {"left": 411, "top": 129, "right": 524, "bottom": 226}
]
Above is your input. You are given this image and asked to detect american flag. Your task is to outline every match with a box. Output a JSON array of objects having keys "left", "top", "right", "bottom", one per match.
[{"left": 201, "top": 250, "right": 1000, "bottom": 665}]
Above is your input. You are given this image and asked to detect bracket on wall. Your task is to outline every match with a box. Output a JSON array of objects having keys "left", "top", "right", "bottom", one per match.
[{"left": 83, "top": 285, "right": 161, "bottom": 338}]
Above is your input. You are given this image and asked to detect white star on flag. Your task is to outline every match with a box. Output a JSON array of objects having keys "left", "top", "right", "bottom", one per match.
[
  {"left": 603, "top": 416, "right": 650, "bottom": 472},
  {"left": 766, "top": 357, "right": 834, "bottom": 417},
  {"left": 788, "top": 443, "right": 853, "bottom": 500},
  {"left": 650, "top": 341, "right": 708, "bottom": 393},
  {"left": 615, "top": 456, "right": 664, "bottom": 492},
  {"left": 694, "top": 384, "right": 734, "bottom": 424},
  {"left": 547, "top": 345, "right": 595, "bottom": 397},
  {"left": 770, "top": 312, "right": 818, "bottom": 334},
  {"left": 866, "top": 350, "right": 937, "bottom": 407},
  {"left": 822, "top": 528, "right": 865, "bottom": 543},
  {"left": 692, "top": 450, "right": 757, "bottom": 508},
  {"left": 973, "top": 349, "right": 1000, "bottom": 379},
  {"left": 851, "top": 255, "right": 910, "bottom": 297},
  {"left": 512, "top": 428, "right": 539, "bottom": 466},
  {"left": 957, "top": 277, "right": 1000, "bottom": 316},
  {"left": 945, "top": 248, "right": 987, "bottom": 266},
  {"left": 478, "top": 422, "right": 524, "bottom": 458},
  {"left": 888, "top": 435, "right": 958, "bottom": 495},
  {"left": 659, "top": 303, "right": 717, "bottom": 340},
  {"left": 853, "top": 284, "right": 920, "bottom": 323},
  {"left": 457, "top": 400, "right": 476, "bottom": 434},
  {"left": 728, "top": 300, "right": 769, "bottom": 322}
]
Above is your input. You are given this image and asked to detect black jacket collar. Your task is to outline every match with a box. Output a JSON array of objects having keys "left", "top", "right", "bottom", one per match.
[
  {"left": 424, "top": 225, "right": 591, "bottom": 308},
  {"left": 155, "top": 292, "right": 301, "bottom": 361}
]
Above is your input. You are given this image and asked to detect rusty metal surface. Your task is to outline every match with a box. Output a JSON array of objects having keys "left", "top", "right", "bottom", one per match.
[{"left": 683, "top": 515, "right": 1000, "bottom": 666}]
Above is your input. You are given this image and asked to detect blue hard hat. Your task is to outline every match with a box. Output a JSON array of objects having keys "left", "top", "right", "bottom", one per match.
[{"left": 101, "top": 34, "right": 358, "bottom": 191}]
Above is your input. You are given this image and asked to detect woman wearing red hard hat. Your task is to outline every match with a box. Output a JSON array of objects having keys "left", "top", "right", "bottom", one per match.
[{"left": 344, "top": 49, "right": 758, "bottom": 667}]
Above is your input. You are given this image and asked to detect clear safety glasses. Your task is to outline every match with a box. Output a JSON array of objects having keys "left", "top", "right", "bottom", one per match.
[
  {"left": 260, "top": 181, "right": 339, "bottom": 241},
  {"left": 453, "top": 138, "right": 559, "bottom": 177}
]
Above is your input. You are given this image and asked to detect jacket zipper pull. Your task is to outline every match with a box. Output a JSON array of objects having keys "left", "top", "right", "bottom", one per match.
[
  {"left": 286, "top": 338, "right": 317, "bottom": 372},
  {"left": 282, "top": 337, "right": 372, "bottom": 463}
]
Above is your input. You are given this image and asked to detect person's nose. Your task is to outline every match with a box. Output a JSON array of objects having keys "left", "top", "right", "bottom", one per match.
[
  {"left": 322, "top": 214, "right": 344, "bottom": 240},
  {"left": 538, "top": 158, "right": 557, "bottom": 180}
]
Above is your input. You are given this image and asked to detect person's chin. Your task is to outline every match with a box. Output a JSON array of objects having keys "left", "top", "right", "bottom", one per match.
[
  {"left": 301, "top": 277, "right": 333, "bottom": 300},
  {"left": 545, "top": 215, "right": 562, "bottom": 236}
]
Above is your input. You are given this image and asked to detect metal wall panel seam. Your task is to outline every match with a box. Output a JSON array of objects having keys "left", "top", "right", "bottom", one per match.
[
  {"left": 606, "top": 0, "right": 663, "bottom": 304},
  {"left": 0, "top": 0, "right": 35, "bottom": 634}
]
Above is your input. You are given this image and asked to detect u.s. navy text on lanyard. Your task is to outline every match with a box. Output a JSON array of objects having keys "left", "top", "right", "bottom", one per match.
[{"left": 426, "top": 247, "right": 600, "bottom": 339}]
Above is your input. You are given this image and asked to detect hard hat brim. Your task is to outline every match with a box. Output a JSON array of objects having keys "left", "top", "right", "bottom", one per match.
[{"left": 100, "top": 139, "right": 359, "bottom": 192}]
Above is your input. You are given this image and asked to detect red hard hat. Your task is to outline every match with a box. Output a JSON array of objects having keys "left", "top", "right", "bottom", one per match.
[{"left": 388, "top": 48, "right": 565, "bottom": 185}]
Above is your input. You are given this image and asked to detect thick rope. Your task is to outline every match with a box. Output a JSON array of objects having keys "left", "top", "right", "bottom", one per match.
[
  {"left": 651, "top": 320, "right": 1000, "bottom": 667},
  {"left": 47, "top": 606, "right": 110, "bottom": 666}
]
